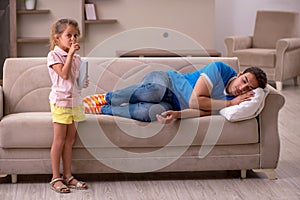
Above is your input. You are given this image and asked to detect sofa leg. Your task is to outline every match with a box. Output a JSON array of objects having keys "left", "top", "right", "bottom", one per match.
[
  {"left": 241, "top": 169, "right": 247, "bottom": 179},
  {"left": 293, "top": 77, "right": 299, "bottom": 86},
  {"left": 252, "top": 169, "right": 277, "bottom": 180},
  {"left": 11, "top": 174, "right": 17, "bottom": 183},
  {"left": 276, "top": 81, "right": 283, "bottom": 91}
]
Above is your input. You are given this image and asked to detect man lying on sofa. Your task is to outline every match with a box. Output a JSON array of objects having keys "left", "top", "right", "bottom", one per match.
[{"left": 83, "top": 61, "right": 267, "bottom": 124}]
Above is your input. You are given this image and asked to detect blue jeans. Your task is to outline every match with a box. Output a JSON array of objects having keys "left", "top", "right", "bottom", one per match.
[{"left": 101, "top": 71, "right": 175, "bottom": 122}]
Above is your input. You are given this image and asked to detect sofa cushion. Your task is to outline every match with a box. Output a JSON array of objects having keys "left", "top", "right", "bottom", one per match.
[
  {"left": 232, "top": 48, "right": 275, "bottom": 68},
  {"left": 0, "top": 112, "right": 54, "bottom": 148},
  {"left": 83, "top": 115, "right": 259, "bottom": 148},
  {"left": 0, "top": 112, "right": 259, "bottom": 148}
]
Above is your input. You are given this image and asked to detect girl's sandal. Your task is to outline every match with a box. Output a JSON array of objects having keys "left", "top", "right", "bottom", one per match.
[
  {"left": 49, "top": 178, "right": 70, "bottom": 193},
  {"left": 64, "top": 176, "right": 88, "bottom": 190}
]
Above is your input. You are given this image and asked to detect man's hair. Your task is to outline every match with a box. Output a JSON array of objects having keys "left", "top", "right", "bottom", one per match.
[{"left": 243, "top": 67, "right": 267, "bottom": 88}]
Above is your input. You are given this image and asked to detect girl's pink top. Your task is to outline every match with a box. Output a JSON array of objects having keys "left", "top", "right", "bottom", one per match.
[{"left": 47, "top": 46, "right": 82, "bottom": 107}]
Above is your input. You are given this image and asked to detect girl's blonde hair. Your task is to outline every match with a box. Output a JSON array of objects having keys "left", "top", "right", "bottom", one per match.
[{"left": 49, "top": 18, "right": 80, "bottom": 50}]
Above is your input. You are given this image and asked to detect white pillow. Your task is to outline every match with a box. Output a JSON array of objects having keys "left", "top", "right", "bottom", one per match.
[{"left": 219, "top": 87, "right": 269, "bottom": 122}]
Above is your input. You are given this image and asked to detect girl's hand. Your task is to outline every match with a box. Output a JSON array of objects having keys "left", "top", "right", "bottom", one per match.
[
  {"left": 83, "top": 77, "right": 89, "bottom": 88},
  {"left": 69, "top": 42, "right": 80, "bottom": 55},
  {"left": 156, "top": 110, "right": 180, "bottom": 124},
  {"left": 73, "top": 42, "right": 80, "bottom": 51},
  {"left": 229, "top": 90, "right": 254, "bottom": 106}
]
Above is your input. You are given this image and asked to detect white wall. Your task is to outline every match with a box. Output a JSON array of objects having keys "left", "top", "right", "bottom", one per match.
[
  {"left": 17, "top": 0, "right": 215, "bottom": 57},
  {"left": 18, "top": 0, "right": 83, "bottom": 57},
  {"left": 215, "top": 0, "right": 300, "bottom": 56},
  {"left": 85, "top": 0, "right": 215, "bottom": 56},
  {"left": 17, "top": 0, "right": 300, "bottom": 57}
]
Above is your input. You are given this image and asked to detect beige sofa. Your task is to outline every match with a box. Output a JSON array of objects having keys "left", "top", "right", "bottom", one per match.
[{"left": 0, "top": 57, "right": 285, "bottom": 183}]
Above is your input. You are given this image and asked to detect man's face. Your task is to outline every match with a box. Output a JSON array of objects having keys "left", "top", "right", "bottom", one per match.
[{"left": 227, "top": 72, "right": 259, "bottom": 96}]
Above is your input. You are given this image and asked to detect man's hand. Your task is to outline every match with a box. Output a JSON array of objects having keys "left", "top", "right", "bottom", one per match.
[
  {"left": 156, "top": 110, "right": 180, "bottom": 124},
  {"left": 229, "top": 90, "right": 255, "bottom": 106}
]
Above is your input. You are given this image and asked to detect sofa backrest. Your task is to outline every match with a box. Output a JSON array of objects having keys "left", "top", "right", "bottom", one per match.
[
  {"left": 2, "top": 57, "right": 239, "bottom": 115},
  {"left": 253, "top": 10, "right": 299, "bottom": 49},
  {"left": 3, "top": 58, "right": 51, "bottom": 115}
]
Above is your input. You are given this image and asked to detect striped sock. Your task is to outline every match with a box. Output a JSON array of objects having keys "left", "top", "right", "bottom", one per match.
[{"left": 83, "top": 94, "right": 107, "bottom": 114}]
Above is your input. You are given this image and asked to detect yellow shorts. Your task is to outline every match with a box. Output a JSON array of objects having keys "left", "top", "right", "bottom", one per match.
[{"left": 50, "top": 103, "right": 86, "bottom": 124}]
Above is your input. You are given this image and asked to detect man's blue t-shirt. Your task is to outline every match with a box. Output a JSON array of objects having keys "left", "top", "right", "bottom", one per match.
[{"left": 167, "top": 62, "right": 237, "bottom": 110}]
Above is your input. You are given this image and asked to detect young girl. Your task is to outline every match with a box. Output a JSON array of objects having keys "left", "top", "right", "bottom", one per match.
[{"left": 47, "top": 18, "right": 88, "bottom": 193}]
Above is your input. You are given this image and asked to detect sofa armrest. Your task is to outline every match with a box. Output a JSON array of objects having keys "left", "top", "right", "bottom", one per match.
[
  {"left": 277, "top": 37, "right": 300, "bottom": 51},
  {"left": 259, "top": 85, "right": 285, "bottom": 169},
  {"left": 0, "top": 85, "right": 3, "bottom": 119},
  {"left": 276, "top": 38, "right": 300, "bottom": 81},
  {"left": 224, "top": 36, "right": 253, "bottom": 56}
]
